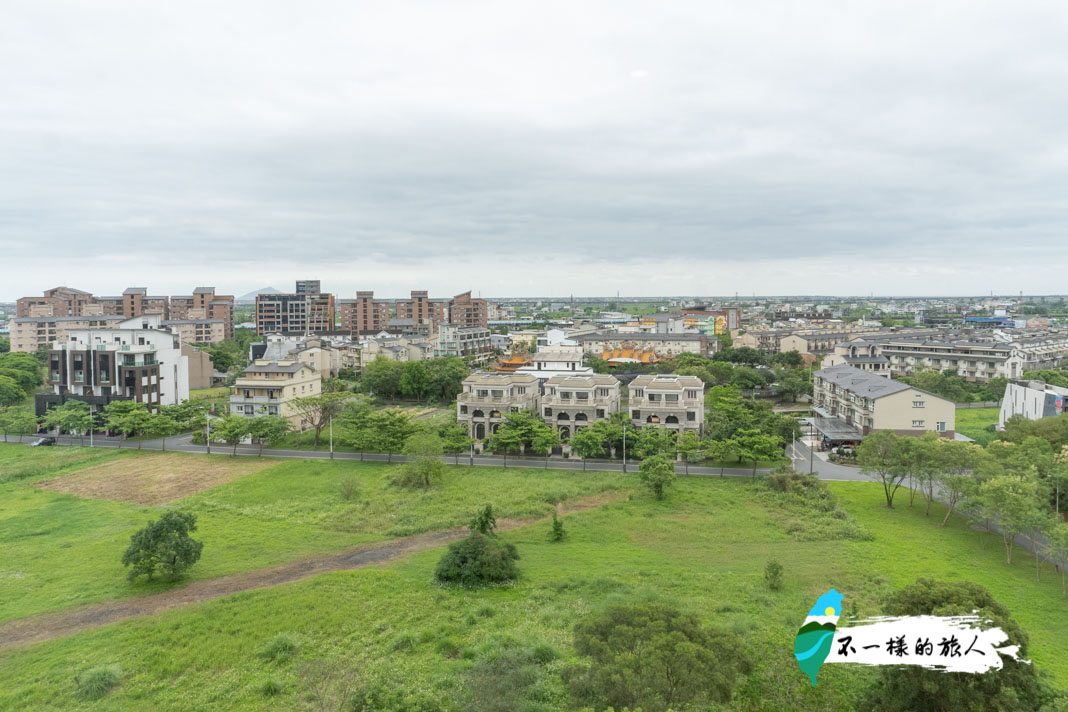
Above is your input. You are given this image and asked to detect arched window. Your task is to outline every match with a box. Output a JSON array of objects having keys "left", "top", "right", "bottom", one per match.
[
  {"left": 575, "top": 413, "right": 588, "bottom": 421},
  {"left": 557, "top": 412, "right": 571, "bottom": 420},
  {"left": 665, "top": 415, "right": 679, "bottom": 424},
  {"left": 646, "top": 415, "right": 660, "bottom": 423},
  {"left": 472, "top": 409, "right": 484, "bottom": 418}
]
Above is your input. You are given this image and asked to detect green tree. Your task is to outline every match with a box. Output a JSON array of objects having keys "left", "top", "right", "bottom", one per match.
[
  {"left": 731, "top": 365, "right": 766, "bottom": 389},
  {"left": 933, "top": 440, "right": 991, "bottom": 526},
  {"left": 470, "top": 504, "right": 497, "bottom": 534},
  {"left": 344, "top": 409, "right": 415, "bottom": 462},
  {"left": 396, "top": 428, "right": 445, "bottom": 487},
  {"left": 247, "top": 415, "right": 291, "bottom": 456},
  {"left": 121, "top": 511, "right": 204, "bottom": 581},
  {"left": 732, "top": 428, "right": 783, "bottom": 476},
  {"left": 486, "top": 410, "right": 556, "bottom": 462},
  {"left": 771, "top": 350, "right": 804, "bottom": 367},
  {"left": 291, "top": 392, "right": 349, "bottom": 449},
  {"left": 439, "top": 422, "right": 475, "bottom": 465},
  {"left": 0, "top": 375, "right": 26, "bottom": 407},
  {"left": 0, "top": 352, "right": 44, "bottom": 387},
  {"left": 858, "top": 430, "right": 908, "bottom": 507},
  {"left": 864, "top": 579, "right": 1046, "bottom": 712},
  {"left": 425, "top": 357, "right": 470, "bottom": 402},
  {"left": 0, "top": 367, "right": 38, "bottom": 392},
  {"left": 42, "top": 400, "right": 93, "bottom": 445},
  {"left": 704, "top": 437, "right": 737, "bottom": 476},
  {"left": 143, "top": 412, "right": 179, "bottom": 451},
  {"left": 675, "top": 430, "right": 705, "bottom": 474},
  {"left": 633, "top": 426, "right": 676, "bottom": 459},
  {"left": 0, "top": 336, "right": 9, "bottom": 353},
  {"left": 213, "top": 413, "right": 251, "bottom": 456},
  {"left": 776, "top": 367, "right": 812, "bottom": 402},
  {"left": 398, "top": 361, "right": 430, "bottom": 400},
  {"left": 979, "top": 472, "right": 1046, "bottom": 565},
  {"left": 100, "top": 400, "right": 152, "bottom": 447},
  {"left": 547, "top": 511, "right": 566, "bottom": 542},
  {"left": 568, "top": 602, "right": 749, "bottom": 712},
  {"left": 569, "top": 425, "right": 607, "bottom": 470},
  {"left": 433, "top": 533, "right": 519, "bottom": 587},
  {"left": 0, "top": 406, "right": 37, "bottom": 442},
  {"left": 638, "top": 452, "right": 676, "bottom": 500},
  {"left": 1047, "top": 522, "right": 1068, "bottom": 598},
  {"left": 361, "top": 356, "right": 404, "bottom": 400},
  {"left": 764, "top": 559, "right": 784, "bottom": 590}
]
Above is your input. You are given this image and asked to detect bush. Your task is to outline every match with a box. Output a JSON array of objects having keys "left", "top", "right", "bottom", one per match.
[
  {"left": 531, "top": 643, "right": 557, "bottom": 664},
  {"left": 463, "top": 642, "right": 543, "bottom": 712},
  {"left": 338, "top": 475, "right": 359, "bottom": 501},
  {"left": 260, "top": 632, "right": 299, "bottom": 662},
  {"left": 259, "top": 677, "right": 284, "bottom": 696},
  {"left": 764, "top": 559, "right": 784, "bottom": 590},
  {"left": 547, "top": 512, "right": 566, "bottom": 542},
  {"left": 76, "top": 664, "right": 121, "bottom": 700},
  {"left": 121, "top": 510, "right": 203, "bottom": 581},
  {"left": 434, "top": 533, "right": 519, "bottom": 587},
  {"left": 567, "top": 602, "right": 750, "bottom": 712}
]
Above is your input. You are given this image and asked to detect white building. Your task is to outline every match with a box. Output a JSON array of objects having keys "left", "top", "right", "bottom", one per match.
[
  {"left": 999, "top": 380, "right": 1068, "bottom": 428},
  {"left": 38, "top": 314, "right": 189, "bottom": 416}
]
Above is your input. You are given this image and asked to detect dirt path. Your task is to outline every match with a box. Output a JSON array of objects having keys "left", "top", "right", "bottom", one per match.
[{"left": 0, "top": 491, "right": 625, "bottom": 653}]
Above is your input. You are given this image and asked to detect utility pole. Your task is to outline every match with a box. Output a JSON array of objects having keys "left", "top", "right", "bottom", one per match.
[
  {"left": 622, "top": 424, "right": 627, "bottom": 474},
  {"left": 329, "top": 416, "right": 334, "bottom": 460},
  {"left": 206, "top": 416, "right": 211, "bottom": 455},
  {"left": 808, "top": 420, "right": 814, "bottom": 474}
]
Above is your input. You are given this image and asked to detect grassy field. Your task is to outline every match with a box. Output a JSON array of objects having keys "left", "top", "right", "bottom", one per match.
[
  {"left": 0, "top": 446, "right": 1065, "bottom": 710},
  {"left": 189, "top": 386, "right": 230, "bottom": 403},
  {"left": 955, "top": 406, "right": 1000, "bottom": 445},
  {"left": 0, "top": 445, "right": 626, "bottom": 624}
]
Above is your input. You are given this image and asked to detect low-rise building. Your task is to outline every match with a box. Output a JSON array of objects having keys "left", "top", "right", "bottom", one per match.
[
  {"left": 541, "top": 374, "right": 621, "bottom": 440},
  {"left": 435, "top": 324, "right": 493, "bottom": 360},
  {"left": 456, "top": 372, "right": 540, "bottom": 439},
  {"left": 37, "top": 315, "right": 189, "bottom": 416},
  {"left": 230, "top": 360, "right": 322, "bottom": 427},
  {"left": 627, "top": 374, "right": 704, "bottom": 433},
  {"left": 998, "top": 380, "right": 1068, "bottom": 428},
  {"left": 821, "top": 341, "right": 891, "bottom": 374},
  {"left": 573, "top": 332, "right": 713, "bottom": 358},
  {"left": 812, "top": 364, "right": 955, "bottom": 440},
  {"left": 515, "top": 349, "right": 593, "bottom": 381}
]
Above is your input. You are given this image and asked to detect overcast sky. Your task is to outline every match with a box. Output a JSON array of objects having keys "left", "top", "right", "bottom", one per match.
[{"left": 3, "top": 1, "right": 1068, "bottom": 300}]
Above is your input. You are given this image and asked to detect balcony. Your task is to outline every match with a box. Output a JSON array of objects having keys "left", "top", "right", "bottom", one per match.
[{"left": 230, "top": 395, "right": 280, "bottom": 405}]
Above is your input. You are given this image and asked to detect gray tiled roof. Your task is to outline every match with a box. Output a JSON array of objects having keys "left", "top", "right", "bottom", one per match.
[
  {"left": 814, "top": 365, "right": 910, "bottom": 398},
  {"left": 574, "top": 333, "right": 703, "bottom": 342},
  {"left": 244, "top": 362, "right": 307, "bottom": 374}
]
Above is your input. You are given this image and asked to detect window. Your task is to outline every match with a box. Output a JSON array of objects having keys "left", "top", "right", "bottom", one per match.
[
  {"left": 459, "top": 405, "right": 468, "bottom": 415},
  {"left": 665, "top": 394, "right": 678, "bottom": 402},
  {"left": 596, "top": 408, "right": 605, "bottom": 418},
  {"left": 544, "top": 407, "right": 552, "bottom": 416},
  {"left": 632, "top": 410, "right": 640, "bottom": 419},
  {"left": 912, "top": 420, "right": 925, "bottom": 428},
  {"left": 510, "top": 406, "right": 519, "bottom": 413},
  {"left": 687, "top": 411, "right": 696, "bottom": 421},
  {"left": 477, "top": 389, "right": 488, "bottom": 397},
  {"left": 936, "top": 421, "right": 946, "bottom": 432},
  {"left": 912, "top": 401, "right": 925, "bottom": 408}
]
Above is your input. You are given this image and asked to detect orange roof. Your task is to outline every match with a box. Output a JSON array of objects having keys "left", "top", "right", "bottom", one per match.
[
  {"left": 493, "top": 355, "right": 532, "bottom": 372},
  {"left": 601, "top": 348, "right": 660, "bottom": 365}
]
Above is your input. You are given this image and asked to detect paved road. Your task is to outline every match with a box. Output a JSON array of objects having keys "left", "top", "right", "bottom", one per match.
[{"left": 8, "top": 433, "right": 771, "bottom": 478}]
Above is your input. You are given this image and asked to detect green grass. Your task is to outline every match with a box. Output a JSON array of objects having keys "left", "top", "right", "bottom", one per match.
[
  {"left": 956, "top": 406, "right": 1000, "bottom": 445},
  {"left": 0, "top": 445, "right": 626, "bottom": 623},
  {"left": 0, "top": 443, "right": 130, "bottom": 484},
  {"left": 190, "top": 386, "right": 230, "bottom": 402},
  {"left": 1, "top": 452, "right": 1065, "bottom": 710}
]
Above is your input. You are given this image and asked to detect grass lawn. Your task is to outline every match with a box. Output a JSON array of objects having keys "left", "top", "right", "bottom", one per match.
[
  {"left": 0, "top": 445, "right": 627, "bottom": 624},
  {"left": 956, "top": 406, "right": 1000, "bottom": 445},
  {"left": 189, "top": 386, "right": 230, "bottom": 403},
  {"left": 0, "top": 469, "right": 1064, "bottom": 710}
]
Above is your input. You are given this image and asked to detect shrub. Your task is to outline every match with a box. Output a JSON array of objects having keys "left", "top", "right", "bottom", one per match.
[
  {"left": 338, "top": 475, "right": 359, "bottom": 501},
  {"left": 260, "top": 677, "right": 284, "bottom": 696},
  {"left": 434, "top": 534, "right": 519, "bottom": 587},
  {"left": 260, "top": 632, "right": 299, "bottom": 662},
  {"left": 531, "top": 643, "right": 557, "bottom": 664},
  {"left": 76, "top": 664, "right": 121, "bottom": 700},
  {"left": 764, "top": 559, "right": 784, "bottom": 590},
  {"left": 435, "top": 637, "right": 460, "bottom": 658},
  {"left": 567, "top": 602, "right": 750, "bottom": 712},
  {"left": 470, "top": 504, "right": 497, "bottom": 534},
  {"left": 391, "top": 632, "right": 416, "bottom": 652},
  {"left": 547, "top": 512, "right": 566, "bottom": 542},
  {"left": 121, "top": 510, "right": 203, "bottom": 581},
  {"left": 463, "top": 643, "right": 543, "bottom": 712}
]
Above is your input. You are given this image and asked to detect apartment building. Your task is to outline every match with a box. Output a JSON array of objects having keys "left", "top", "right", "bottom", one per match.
[
  {"left": 11, "top": 315, "right": 125, "bottom": 352},
  {"left": 255, "top": 282, "right": 336, "bottom": 335},
  {"left": 812, "top": 365, "right": 955, "bottom": 439},
  {"left": 541, "top": 374, "right": 621, "bottom": 440},
  {"left": 16, "top": 286, "right": 96, "bottom": 317},
  {"left": 435, "top": 324, "right": 493, "bottom": 360},
  {"left": 998, "top": 380, "right": 1068, "bottom": 427},
  {"left": 339, "top": 291, "right": 390, "bottom": 333},
  {"left": 169, "top": 287, "right": 235, "bottom": 337},
  {"left": 17, "top": 286, "right": 234, "bottom": 336},
  {"left": 449, "top": 291, "right": 488, "bottom": 327},
  {"left": 854, "top": 333, "right": 1068, "bottom": 382},
  {"left": 681, "top": 306, "right": 741, "bottom": 330},
  {"left": 456, "top": 372, "right": 540, "bottom": 439},
  {"left": 573, "top": 332, "right": 713, "bottom": 358},
  {"left": 396, "top": 290, "right": 446, "bottom": 326},
  {"left": 161, "top": 319, "right": 227, "bottom": 345},
  {"left": 628, "top": 374, "right": 704, "bottom": 433},
  {"left": 361, "top": 335, "right": 434, "bottom": 365},
  {"left": 295, "top": 280, "right": 321, "bottom": 294},
  {"left": 230, "top": 360, "right": 322, "bottom": 427},
  {"left": 37, "top": 315, "right": 189, "bottom": 417},
  {"left": 821, "top": 342, "right": 891, "bottom": 374}
]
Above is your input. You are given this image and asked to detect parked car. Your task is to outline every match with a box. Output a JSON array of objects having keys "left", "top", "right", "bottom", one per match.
[{"left": 29, "top": 437, "right": 56, "bottom": 447}]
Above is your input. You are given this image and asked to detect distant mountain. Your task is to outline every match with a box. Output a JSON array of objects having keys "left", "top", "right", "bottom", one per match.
[{"left": 237, "top": 286, "right": 281, "bottom": 303}]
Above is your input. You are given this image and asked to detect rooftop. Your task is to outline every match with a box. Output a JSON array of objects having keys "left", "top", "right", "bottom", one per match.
[
  {"left": 814, "top": 364, "right": 913, "bottom": 399},
  {"left": 629, "top": 373, "right": 704, "bottom": 389},
  {"left": 544, "top": 374, "right": 620, "bottom": 387},
  {"left": 463, "top": 372, "right": 540, "bottom": 386}
]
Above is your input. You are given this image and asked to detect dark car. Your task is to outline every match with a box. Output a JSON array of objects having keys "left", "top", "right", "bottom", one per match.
[{"left": 29, "top": 437, "right": 56, "bottom": 447}]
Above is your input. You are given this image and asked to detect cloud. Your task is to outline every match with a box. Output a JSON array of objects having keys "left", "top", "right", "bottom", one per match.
[{"left": 2, "top": 1, "right": 1068, "bottom": 298}]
